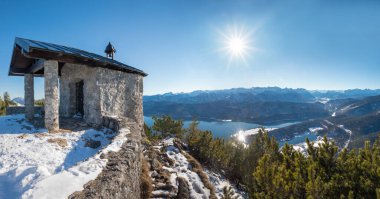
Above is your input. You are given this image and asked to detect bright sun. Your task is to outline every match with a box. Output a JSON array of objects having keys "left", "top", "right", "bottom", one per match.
[
  {"left": 227, "top": 37, "right": 248, "bottom": 57},
  {"left": 219, "top": 24, "right": 255, "bottom": 64}
]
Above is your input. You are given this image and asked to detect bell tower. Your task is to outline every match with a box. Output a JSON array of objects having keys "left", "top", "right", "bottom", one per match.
[{"left": 104, "top": 42, "right": 116, "bottom": 60}]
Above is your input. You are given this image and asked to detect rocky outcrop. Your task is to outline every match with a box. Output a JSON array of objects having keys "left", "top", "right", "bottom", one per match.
[
  {"left": 69, "top": 118, "right": 142, "bottom": 199},
  {"left": 143, "top": 138, "right": 246, "bottom": 199},
  {"left": 143, "top": 138, "right": 216, "bottom": 199}
]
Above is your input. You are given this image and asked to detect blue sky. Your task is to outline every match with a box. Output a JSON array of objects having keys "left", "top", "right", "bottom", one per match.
[{"left": 0, "top": 0, "right": 379, "bottom": 99}]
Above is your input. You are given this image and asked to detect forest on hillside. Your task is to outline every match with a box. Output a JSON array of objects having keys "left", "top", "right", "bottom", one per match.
[
  {"left": 145, "top": 116, "right": 380, "bottom": 198},
  {"left": 0, "top": 92, "right": 14, "bottom": 115},
  {"left": 0, "top": 92, "right": 44, "bottom": 116}
]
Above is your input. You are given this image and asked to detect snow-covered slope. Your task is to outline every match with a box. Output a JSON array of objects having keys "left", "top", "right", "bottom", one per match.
[
  {"left": 0, "top": 114, "right": 128, "bottom": 199},
  {"left": 146, "top": 138, "right": 245, "bottom": 199},
  {"left": 160, "top": 138, "right": 211, "bottom": 198}
]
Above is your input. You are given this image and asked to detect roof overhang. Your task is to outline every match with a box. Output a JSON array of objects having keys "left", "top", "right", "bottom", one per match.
[{"left": 8, "top": 37, "right": 148, "bottom": 77}]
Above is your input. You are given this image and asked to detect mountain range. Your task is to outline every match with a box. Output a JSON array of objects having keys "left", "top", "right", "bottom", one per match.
[
  {"left": 144, "top": 87, "right": 380, "bottom": 148},
  {"left": 144, "top": 87, "right": 380, "bottom": 124},
  {"left": 270, "top": 94, "right": 380, "bottom": 149}
]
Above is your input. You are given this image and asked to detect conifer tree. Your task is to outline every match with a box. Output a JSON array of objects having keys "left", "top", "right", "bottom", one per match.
[
  {"left": 155, "top": 117, "right": 380, "bottom": 198},
  {"left": 0, "top": 96, "right": 5, "bottom": 115},
  {"left": 3, "top": 92, "right": 12, "bottom": 107},
  {"left": 152, "top": 115, "right": 184, "bottom": 138}
]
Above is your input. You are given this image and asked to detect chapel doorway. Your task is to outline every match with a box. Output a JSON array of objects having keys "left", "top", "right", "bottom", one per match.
[{"left": 75, "top": 80, "right": 84, "bottom": 116}]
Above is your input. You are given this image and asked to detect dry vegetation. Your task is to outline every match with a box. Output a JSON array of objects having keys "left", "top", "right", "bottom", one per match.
[
  {"left": 34, "top": 133, "right": 48, "bottom": 138},
  {"left": 140, "top": 155, "right": 153, "bottom": 199},
  {"left": 47, "top": 138, "right": 68, "bottom": 148},
  {"left": 179, "top": 145, "right": 217, "bottom": 199},
  {"left": 17, "top": 134, "right": 28, "bottom": 139}
]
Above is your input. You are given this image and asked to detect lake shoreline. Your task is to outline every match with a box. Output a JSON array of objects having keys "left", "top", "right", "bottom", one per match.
[
  {"left": 144, "top": 116, "right": 300, "bottom": 140},
  {"left": 143, "top": 115, "right": 304, "bottom": 126}
]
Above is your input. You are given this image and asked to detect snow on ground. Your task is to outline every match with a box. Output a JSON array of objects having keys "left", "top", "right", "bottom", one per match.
[
  {"left": 0, "top": 114, "right": 128, "bottom": 199},
  {"left": 340, "top": 104, "right": 359, "bottom": 112},
  {"left": 337, "top": 125, "right": 352, "bottom": 148},
  {"left": 231, "top": 128, "right": 276, "bottom": 145},
  {"left": 205, "top": 170, "right": 246, "bottom": 199},
  {"left": 154, "top": 138, "right": 246, "bottom": 199},
  {"left": 308, "top": 127, "right": 324, "bottom": 133},
  {"left": 316, "top": 97, "right": 330, "bottom": 104},
  {"left": 292, "top": 136, "right": 325, "bottom": 154},
  {"left": 161, "top": 138, "right": 211, "bottom": 199},
  {"left": 324, "top": 120, "right": 334, "bottom": 126},
  {"left": 325, "top": 120, "right": 352, "bottom": 149},
  {"left": 0, "top": 114, "right": 45, "bottom": 134}
]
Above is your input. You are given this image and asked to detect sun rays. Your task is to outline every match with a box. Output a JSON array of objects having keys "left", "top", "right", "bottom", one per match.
[{"left": 218, "top": 23, "right": 260, "bottom": 67}]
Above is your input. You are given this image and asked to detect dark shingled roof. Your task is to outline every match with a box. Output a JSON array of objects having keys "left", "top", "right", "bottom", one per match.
[{"left": 8, "top": 37, "right": 147, "bottom": 76}]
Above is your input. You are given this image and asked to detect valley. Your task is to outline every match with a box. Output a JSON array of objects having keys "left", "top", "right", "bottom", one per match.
[{"left": 144, "top": 87, "right": 380, "bottom": 149}]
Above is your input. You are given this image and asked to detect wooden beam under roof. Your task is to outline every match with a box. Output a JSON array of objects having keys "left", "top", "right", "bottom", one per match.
[{"left": 26, "top": 59, "right": 45, "bottom": 74}]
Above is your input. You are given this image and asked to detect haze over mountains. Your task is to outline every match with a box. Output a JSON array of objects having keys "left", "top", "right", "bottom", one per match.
[
  {"left": 145, "top": 88, "right": 380, "bottom": 104},
  {"left": 144, "top": 87, "right": 380, "bottom": 148},
  {"left": 144, "top": 87, "right": 380, "bottom": 124},
  {"left": 270, "top": 94, "right": 380, "bottom": 148}
]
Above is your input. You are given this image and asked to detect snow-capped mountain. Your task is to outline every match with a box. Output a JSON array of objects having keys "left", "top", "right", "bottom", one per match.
[
  {"left": 143, "top": 87, "right": 380, "bottom": 125},
  {"left": 11, "top": 97, "right": 25, "bottom": 106}
]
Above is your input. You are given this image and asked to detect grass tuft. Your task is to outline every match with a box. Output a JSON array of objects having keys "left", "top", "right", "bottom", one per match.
[{"left": 140, "top": 156, "right": 153, "bottom": 199}]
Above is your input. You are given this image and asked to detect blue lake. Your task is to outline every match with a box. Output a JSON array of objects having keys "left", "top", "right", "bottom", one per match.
[{"left": 144, "top": 116, "right": 299, "bottom": 140}]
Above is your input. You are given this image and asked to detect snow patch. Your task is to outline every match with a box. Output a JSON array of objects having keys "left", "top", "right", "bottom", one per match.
[
  {"left": 162, "top": 138, "right": 210, "bottom": 199},
  {"left": 0, "top": 114, "right": 45, "bottom": 134},
  {"left": 205, "top": 170, "right": 246, "bottom": 199},
  {"left": 308, "top": 127, "right": 324, "bottom": 133},
  {"left": 0, "top": 114, "right": 128, "bottom": 199},
  {"left": 154, "top": 138, "right": 247, "bottom": 199},
  {"left": 231, "top": 128, "right": 276, "bottom": 145},
  {"left": 337, "top": 125, "right": 352, "bottom": 148},
  {"left": 341, "top": 104, "right": 358, "bottom": 112},
  {"left": 316, "top": 97, "right": 330, "bottom": 104},
  {"left": 292, "top": 136, "right": 325, "bottom": 154}
]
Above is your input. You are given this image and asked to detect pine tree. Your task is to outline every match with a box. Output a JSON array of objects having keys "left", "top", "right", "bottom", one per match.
[
  {"left": 0, "top": 96, "right": 5, "bottom": 115},
  {"left": 182, "top": 118, "right": 380, "bottom": 198},
  {"left": 3, "top": 92, "right": 11, "bottom": 107},
  {"left": 144, "top": 123, "right": 153, "bottom": 138},
  {"left": 152, "top": 115, "right": 184, "bottom": 138}
]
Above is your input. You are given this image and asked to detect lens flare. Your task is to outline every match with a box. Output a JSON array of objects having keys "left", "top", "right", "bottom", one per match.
[
  {"left": 237, "top": 130, "right": 246, "bottom": 142},
  {"left": 228, "top": 37, "right": 247, "bottom": 57},
  {"left": 218, "top": 23, "right": 261, "bottom": 66}
]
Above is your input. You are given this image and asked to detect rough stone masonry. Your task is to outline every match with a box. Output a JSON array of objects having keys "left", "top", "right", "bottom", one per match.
[
  {"left": 7, "top": 38, "right": 147, "bottom": 198},
  {"left": 69, "top": 117, "right": 142, "bottom": 199},
  {"left": 44, "top": 60, "right": 59, "bottom": 131},
  {"left": 59, "top": 63, "right": 144, "bottom": 127},
  {"left": 24, "top": 74, "right": 34, "bottom": 121}
]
